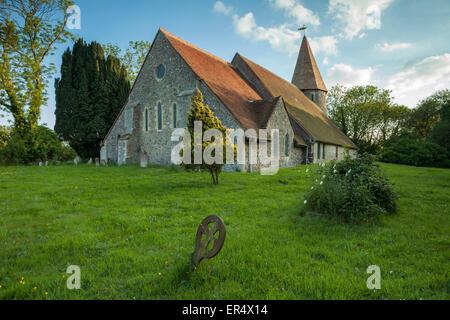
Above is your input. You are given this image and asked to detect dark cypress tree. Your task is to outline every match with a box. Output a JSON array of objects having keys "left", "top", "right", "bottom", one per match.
[{"left": 55, "top": 39, "right": 131, "bottom": 159}]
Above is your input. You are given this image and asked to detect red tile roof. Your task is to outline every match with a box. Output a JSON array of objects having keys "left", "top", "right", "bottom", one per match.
[
  {"left": 234, "top": 54, "right": 357, "bottom": 148},
  {"left": 160, "top": 28, "right": 263, "bottom": 130},
  {"left": 160, "top": 28, "right": 355, "bottom": 149}
]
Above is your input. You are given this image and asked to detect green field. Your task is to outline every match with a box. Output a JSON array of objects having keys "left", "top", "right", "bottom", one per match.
[{"left": 0, "top": 163, "right": 448, "bottom": 300}]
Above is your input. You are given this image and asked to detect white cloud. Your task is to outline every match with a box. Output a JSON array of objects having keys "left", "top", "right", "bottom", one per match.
[
  {"left": 233, "top": 13, "right": 299, "bottom": 54},
  {"left": 213, "top": 1, "right": 233, "bottom": 15},
  {"left": 377, "top": 42, "right": 413, "bottom": 52},
  {"left": 326, "top": 63, "right": 374, "bottom": 87},
  {"left": 232, "top": 12, "right": 337, "bottom": 56},
  {"left": 385, "top": 53, "right": 450, "bottom": 106},
  {"left": 323, "top": 57, "right": 329, "bottom": 65},
  {"left": 328, "top": 0, "right": 394, "bottom": 39},
  {"left": 269, "top": 0, "right": 320, "bottom": 26},
  {"left": 309, "top": 36, "right": 338, "bottom": 56}
]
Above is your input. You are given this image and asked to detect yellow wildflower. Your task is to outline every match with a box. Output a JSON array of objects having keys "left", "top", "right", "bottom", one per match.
[{"left": 158, "top": 272, "right": 162, "bottom": 276}]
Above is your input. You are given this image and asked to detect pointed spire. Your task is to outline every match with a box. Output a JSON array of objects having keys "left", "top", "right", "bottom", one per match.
[{"left": 292, "top": 36, "right": 327, "bottom": 92}]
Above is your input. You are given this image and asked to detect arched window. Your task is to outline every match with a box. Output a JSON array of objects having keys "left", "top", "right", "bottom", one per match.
[
  {"left": 157, "top": 102, "right": 162, "bottom": 130},
  {"left": 285, "top": 133, "right": 290, "bottom": 157},
  {"left": 145, "top": 108, "right": 149, "bottom": 132},
  {"left": 173, "top": 103, "right": 177, "bottom": 128}
]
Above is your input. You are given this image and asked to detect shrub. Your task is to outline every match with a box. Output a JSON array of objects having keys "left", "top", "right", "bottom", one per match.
[
  {"left": 302, "top": 154, "right": 397, "bottom": 221},
  {"left": 380, "top": 137, "right": 449, "bottom": 168},
  {"left": 0, "top": 126, "right": 77, "bottom": 165}
]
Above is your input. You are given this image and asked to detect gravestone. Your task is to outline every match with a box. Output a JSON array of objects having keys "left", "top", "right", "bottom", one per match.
[
  {"left": 190, "top": 215, "right": 226, "bottom": 269},
  {"left": 74, "top": 156, "right": 81, "bottom": 165},
  {"left": 100, "top": 160, "right": 106, "bottom": 166},
  {"left": 45, "top": 161, "right": 49, "bottom": 166},
  {"left": 140, "top": 152, "right": 148, "bottom": 168},
  {"left": 100, "top": 146, "right": 107, "bottom": 164},
  {"left": 87, "top": 158, "right": 93, "bottom": 165},
  {"left": 38, "top": 162, "right": 42, "bottom": 167},
  {"left": 95, "top": 158, "right": 100, "bottom": 167}
]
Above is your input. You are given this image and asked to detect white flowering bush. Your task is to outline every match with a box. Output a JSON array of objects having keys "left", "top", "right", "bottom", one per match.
[{"left": 301, "top": 154, "right": 398, "bottom": 221}]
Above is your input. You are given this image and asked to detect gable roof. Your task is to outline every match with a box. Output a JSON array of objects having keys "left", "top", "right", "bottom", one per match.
[
  {"left": 160, "top": 28, "right": 263, "bottom": 130},
  {"left": 292, "top": 36, "right": 327, "bottom": 92},
  {"left": 247, "top": 97, "right": 280, "bottom": 129},
  {"left": 233, "top": 54, "right": 357, "bottom": 148}
]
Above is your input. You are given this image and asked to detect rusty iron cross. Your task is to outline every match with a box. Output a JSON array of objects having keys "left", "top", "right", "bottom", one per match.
[{"left": 190, "top": 215, "right": 226, "bottom": 269}]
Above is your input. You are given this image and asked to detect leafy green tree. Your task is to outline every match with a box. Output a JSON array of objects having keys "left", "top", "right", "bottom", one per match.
[
  {"left": 55, "top": 39, "right": 130, "bottom": 159},
  {"left": 327, "top": 85, "right": 408, "bottom": 153},
  {"left": 429, "top": 104, "right": 450, "bottom": 152},
  {"left": 102, "top": 41, "right": 152, "bottom": 84},
  {"left": 181, "top": 89, "right": 236, "bottom": 185},
  {"left": 407, "top": 90, "right": 450, "bottom": 139},
  {"left": 0, "top": 0, "right": 74, "bottom": 137}
]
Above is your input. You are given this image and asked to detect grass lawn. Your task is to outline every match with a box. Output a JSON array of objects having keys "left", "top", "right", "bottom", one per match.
[{"left": 0, "top": 163, "right": 448, "bottom": 300}]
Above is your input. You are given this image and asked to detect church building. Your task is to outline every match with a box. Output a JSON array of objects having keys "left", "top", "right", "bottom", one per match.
[{"left": 101, "top": 27, "right": 357, "bottom": 171}]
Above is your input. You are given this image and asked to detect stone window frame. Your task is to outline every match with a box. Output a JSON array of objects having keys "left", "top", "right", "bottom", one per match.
[
  {"left": 155, "top": 64, "right": 166, "bottom": 81},
  {"left": 157, "top": 101, "right": 163, "bottom": 132}
]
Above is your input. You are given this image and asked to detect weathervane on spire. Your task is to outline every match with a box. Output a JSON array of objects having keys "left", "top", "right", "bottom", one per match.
[{"left": 298, "top": 25, "right": 307, "bottom": 37}]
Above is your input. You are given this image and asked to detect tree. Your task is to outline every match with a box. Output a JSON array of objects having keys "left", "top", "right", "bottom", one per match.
[
  {"left": 429, "top": 104, "right": 450, "bottom": 152},
  {"left": 0, "top": 125, "right": 11, "bottom": 149},
  {"left": 54, "top": 39, "right": 130, "bottom": 159},
  {"left": 102, "top": 40, "right": 152, "bottom": 85},
  {"left": 181, "top": 89, "right": 236, "bottom": 185},
  {"left": 327, "top": 85, "right": 408, "bottom": 153},
  {"left": 408, "top": 90, "right": 450, "bottom": 139},
  {"left": 0, "top": 0, "right": 74, "bottom": 137}
]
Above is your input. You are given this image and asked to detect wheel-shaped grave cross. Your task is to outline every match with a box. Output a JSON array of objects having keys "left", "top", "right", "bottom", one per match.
[{"left": 190, "top": 215, "right": 226, "bottom": 268}]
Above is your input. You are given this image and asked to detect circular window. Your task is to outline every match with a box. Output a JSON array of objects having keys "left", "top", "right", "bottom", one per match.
[{"left": 156, "top": 64, "right": 166, "bottom": 79}]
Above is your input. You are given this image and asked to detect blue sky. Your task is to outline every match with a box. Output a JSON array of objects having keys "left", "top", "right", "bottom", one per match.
[{"left": 2, "top": 0, "right": 449, "bottom": 129}]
